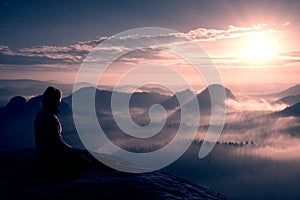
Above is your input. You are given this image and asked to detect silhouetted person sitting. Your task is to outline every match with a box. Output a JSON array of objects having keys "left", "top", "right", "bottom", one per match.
[{"left": 34, "top": 86, "right": 89, "bottom": 180}]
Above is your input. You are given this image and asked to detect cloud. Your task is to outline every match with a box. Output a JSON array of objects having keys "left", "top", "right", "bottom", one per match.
[
  {"left": 191, "top": 91, "right": 300, "bottom": 161},
  {"left": 252, "top": 135, "right": 300, "bottom": 160},
  {"left": 0, "top": 37, "right": 107, "bottom": 66},
  {"left": 186, "top": 23, "right": 283, "bottom": 41},
  {"left": 212, "top": 56, "right": 300, "bottom": 68},
  {"left": 19, "top": 37, "right": 107, "bottom": 62},
  {"left": 0, "top": 23, "right": 294, "bottom": 71},
  {"left": 0, "top": 33, "right": 181, "bottom": 69},
  {"left": 279, "top": 50, "right": 300, "bottom": 58},
  {"left": 226, "top": 97, "right": 287, "bottom": 112},
  {"left": 216, "top": 111, "right": 300, "bottom": 160},
  {"left": 78, "top": 23, "right": 294, "bottom": 69},
  {"left": 0, "top": 52, "right": 70, "bottom": 66},
  {"left": 0, "top": 45, "right": 14, "bottom": 55}
]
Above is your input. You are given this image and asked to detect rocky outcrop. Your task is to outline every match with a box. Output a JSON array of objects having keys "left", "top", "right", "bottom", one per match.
[{"left": 0, "top": 149, "right": 228, "bottom": 200}]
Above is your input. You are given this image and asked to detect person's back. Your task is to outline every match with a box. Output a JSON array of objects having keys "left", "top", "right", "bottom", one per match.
[
  {"left": 34, "top": 107, "right": 69, "bottom": 160},
  {"left": 34, "top": 87, "right": 71, "bottom": 161},
  {"left": 34, "top": 86, "right": 89, "bottom": 179}
]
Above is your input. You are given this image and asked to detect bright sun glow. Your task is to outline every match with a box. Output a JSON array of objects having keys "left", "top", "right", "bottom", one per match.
[{"left": 243, "top": 35, "right": 277, "bottom": 60}]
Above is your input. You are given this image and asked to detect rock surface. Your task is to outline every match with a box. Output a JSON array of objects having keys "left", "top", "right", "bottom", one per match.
[{"left": 0, "top": 149, "right": 228, "bottom": 200}]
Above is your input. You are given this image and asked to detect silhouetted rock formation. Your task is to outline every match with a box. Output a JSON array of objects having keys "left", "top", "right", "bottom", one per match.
[{"left": 0, "top": 149, "right": 228, "bottom": 200}]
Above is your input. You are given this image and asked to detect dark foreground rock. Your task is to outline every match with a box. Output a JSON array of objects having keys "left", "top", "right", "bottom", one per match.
[{"left": 0, "top": 149, "right": 228, "bottom": 200}]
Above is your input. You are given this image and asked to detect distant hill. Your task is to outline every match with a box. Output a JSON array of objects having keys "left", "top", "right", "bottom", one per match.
[
  {"left": 64, "top": 87, "right": 170, "bottom": 111},
  {"left": 167, "top": 84, "right": 235, "bottom": 123},
  {"left": 196, "top": 84, "right": 235, "bottom": 105},
  {"left": 0, "top": 79, "right": 47, "bottom": 88},
  {"left": 161, "top": 89, "right": 194, "bottom": 110},
  {"left": 277, "top": 102, "right": 300, "bottom": 117},
  {"left": 0, "top": 96, "right": 38, "bottom": 149},
  {"left": 0, "top": 95, "right": 79, "bottom": 150},
  {"left": 110, "top": 85, "right": 174, "bottom": 95},
  {"left": 0, "top": 88, "right": 15, "bottom": 107},
  {"left": 138, "top": 85, "right": 173, "bottom": 95},
  {"left": 273, "top": 94, "right": 300, "bottom": 106},
  {"left": 183, "top": 84, "right": 235, "bottom": 114},
  {"left": 0, "top": 85, "right": 235, "bottom": 150},
  {"left": 0, "top": 79, "right": 74, "bottom": 100},
  {"left": 67, "top": 85, "right": 236, "bottom": 125},
  {"left": 161, "top": 85, "right": 235, "bottom": 112},
  {"left": 129, "top": 91, "right": 170, "bottom": 109},
  {"left": 265, "top": 84, "right": 300, "bottom": 98},
  {"left": 0, "top": 88, "right": 172, "bottom": 150}
]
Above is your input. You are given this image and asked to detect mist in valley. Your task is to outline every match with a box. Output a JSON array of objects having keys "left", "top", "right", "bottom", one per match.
[{"left": 1, "top": 81, "right": 300, "bottom": 199}]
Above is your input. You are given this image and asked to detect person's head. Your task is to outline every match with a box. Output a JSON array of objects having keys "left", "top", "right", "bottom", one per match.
[{"left": 42, "top": 86, "right": 62, "bottom": 111}]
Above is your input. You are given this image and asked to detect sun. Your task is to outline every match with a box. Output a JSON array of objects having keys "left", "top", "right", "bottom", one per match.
[{"left": 243, "top": 35, "right": 277, "bottom": 61}]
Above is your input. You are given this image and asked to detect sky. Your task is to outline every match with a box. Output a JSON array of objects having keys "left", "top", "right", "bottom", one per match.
[{"left": 0, "top": 0, "right": 300, "bottom": 89}]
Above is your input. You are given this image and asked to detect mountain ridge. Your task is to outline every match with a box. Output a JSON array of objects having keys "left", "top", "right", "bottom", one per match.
[
  {"left": 263, "top": 84, "right": 300, "bottom": 98},
  {"left": 277, "top": 101, "right": 300, "bottom": 117},
  {"left": 273, "top": 94, "right": 300, "bottom": 106}
]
